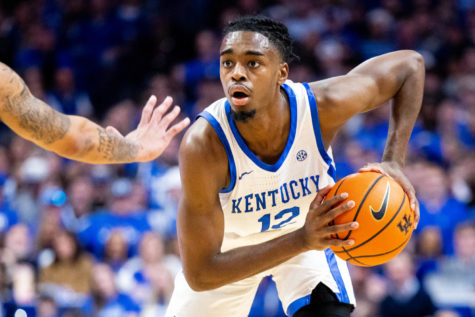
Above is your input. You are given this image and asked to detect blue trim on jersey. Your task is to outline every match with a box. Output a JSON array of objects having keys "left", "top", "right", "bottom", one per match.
[
  {"left": 224, "top": 83, "right": 297, "bottom": 172},
  {"left": 303, "top": 82, "right": 336, "bottom": 181},
  {"left": 286, "top": 294, "right": 311, "bottom": 316},
  {"left": 324, "top": 248, "right": 350, "bottom": 304},
  {"left": 197, "top": 111, "right": 236, "bottom": 193}
]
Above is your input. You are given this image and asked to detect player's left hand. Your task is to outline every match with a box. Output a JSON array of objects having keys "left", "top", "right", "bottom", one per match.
[
  {"left": 359, "top": 161, "right": 419, "bottom": 229},
  {"left": 106, "top": 95, "right": 190, "bottom": 162}
]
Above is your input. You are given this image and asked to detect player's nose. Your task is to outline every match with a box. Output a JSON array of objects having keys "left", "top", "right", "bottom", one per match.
[{"left": 231, "top": 63, "right": 247, "bottom": 81}]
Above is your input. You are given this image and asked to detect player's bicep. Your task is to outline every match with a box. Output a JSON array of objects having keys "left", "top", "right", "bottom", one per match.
[
  {"left": 177, "top": 120, "right": 229, "bottom": 284},
  {"left": 312, "top": 51, "right": 423, "bottom": 131}
]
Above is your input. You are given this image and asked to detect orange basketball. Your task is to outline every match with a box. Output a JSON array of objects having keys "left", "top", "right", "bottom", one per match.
[{"left": 326, "top": 172, "right": 414, "bottom": 266}]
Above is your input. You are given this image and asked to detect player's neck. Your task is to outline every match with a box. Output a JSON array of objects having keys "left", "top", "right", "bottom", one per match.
[{"left": 234, "top": 89, "right": 290, "bottom": 164}]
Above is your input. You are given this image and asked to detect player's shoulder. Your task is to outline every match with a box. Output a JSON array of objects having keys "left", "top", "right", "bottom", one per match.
[{"left": 179, "top": 103, "right": 228, "bottom": 168}]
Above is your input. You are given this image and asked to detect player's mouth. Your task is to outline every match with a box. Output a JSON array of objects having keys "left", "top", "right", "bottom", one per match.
[{"left": 229, "top": 85, "right": 251, "bottom": 106}]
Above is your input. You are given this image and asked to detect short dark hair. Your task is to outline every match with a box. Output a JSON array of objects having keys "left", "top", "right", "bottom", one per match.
[{"left": 223, "top": 15, "right": 298, "bottom": 64}]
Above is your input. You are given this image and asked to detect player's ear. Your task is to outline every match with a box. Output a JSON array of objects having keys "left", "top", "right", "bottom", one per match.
[{"left": 277, "top": 62, "right": 289, "bottom": 86}]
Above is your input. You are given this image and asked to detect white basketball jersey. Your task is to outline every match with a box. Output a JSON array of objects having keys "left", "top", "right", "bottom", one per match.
[
  {"left": 199, "top": 80, "right": 337, "bottom": 252},
  {"left": 165, "top": 81, "right": 354, "bottom": 317}
]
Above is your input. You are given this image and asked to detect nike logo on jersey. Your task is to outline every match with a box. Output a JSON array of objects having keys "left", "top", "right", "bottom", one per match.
[
  {"left": 370, "top": 182, "right": 390, "bottom": 220},
  {"left": 238, "top": 171, "right": 253, "bottom": 180}
]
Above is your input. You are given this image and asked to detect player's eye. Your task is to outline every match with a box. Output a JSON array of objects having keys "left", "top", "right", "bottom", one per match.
[
  {"left": 222, "top": 60, "right": 233, "bottom": 68},
  {"left": 248, "top": 60, "right": 260, "bottom": 68}
]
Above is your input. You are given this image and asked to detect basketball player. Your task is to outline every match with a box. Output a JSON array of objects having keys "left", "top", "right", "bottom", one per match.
[
  {"left": 167, "top": 16, "right": 423, "bottom": 317},
  {"left": 0, "top": 62, "right": 190, "bottom": 164}
]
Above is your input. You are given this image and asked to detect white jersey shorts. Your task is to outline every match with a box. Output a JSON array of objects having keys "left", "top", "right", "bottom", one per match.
[{"left": 165, "top": 249, "right": 355, "bottom": 317}]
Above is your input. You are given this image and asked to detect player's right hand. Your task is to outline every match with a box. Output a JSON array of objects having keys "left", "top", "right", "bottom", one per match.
[{"left": 299, "top": 186, "right": 359, "bottom": 251}]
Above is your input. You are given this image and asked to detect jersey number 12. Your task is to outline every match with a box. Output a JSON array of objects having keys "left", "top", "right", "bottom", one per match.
[{"left": 257, "top": 206, "right": 300, "bottom": 232}]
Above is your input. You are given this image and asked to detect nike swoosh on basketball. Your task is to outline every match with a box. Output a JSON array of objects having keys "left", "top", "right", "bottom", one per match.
[
  {"left": 370, "top": 182, "right": 390, "bottom": 220},
  {"left": 238, "top": 171, "right": 253, "bottom": 180}
]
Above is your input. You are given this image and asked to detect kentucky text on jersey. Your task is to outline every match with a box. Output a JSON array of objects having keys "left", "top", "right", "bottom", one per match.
[{"left": 231, "top": 175, "right": 320, "bottom": 213}]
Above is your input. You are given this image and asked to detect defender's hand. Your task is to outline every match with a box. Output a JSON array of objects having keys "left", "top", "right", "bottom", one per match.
[
  {"left": 360, "top": 161, "right": 420, "bottom": 229},
  {"left": 300, "top": 186, "right": 358, "bottom": 251},
  {"left": 108, "top": 96, "right": 190, "bottom": 162}
]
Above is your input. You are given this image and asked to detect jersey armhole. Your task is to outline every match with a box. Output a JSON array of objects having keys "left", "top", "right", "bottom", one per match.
[
  {"left": 302, "top": 82, "right": 336, "bottom": 181},
  {"left": 197, "top": 111, "right": 237, "bottom": 193}
]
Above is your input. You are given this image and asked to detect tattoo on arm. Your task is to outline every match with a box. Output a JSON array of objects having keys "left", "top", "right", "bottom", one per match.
[
  {"left": 97, "top": 128, "right": 138, "bottom": 162},
  {"left": 3, "top": 79, "right": 71, "bottom": 145}
]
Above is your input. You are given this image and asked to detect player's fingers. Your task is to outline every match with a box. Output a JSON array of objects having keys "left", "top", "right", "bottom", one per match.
[
  {"left": 139, "top": 95, "right": 158, "bottom": 127},
  {"left": 165, "top": 117, "right": 191, "bottom": 140},
  {"left": 323, "top": 222, "right": 359, "bottom": 236},
  {"left": 326, "top": 237, "right": 355, "bottom": 247},
  {"left": 151, "top": 96, "right": 174, "bottom": 124},
  {"left": 310, "top": 186, "right": 332, "bottom": 208},
  {"left": 105, "top": 126, "right": 124, "bottom": 137},
  {"left": 323, "top": 199, "right": 355, "bottom": 221},
  {"left": 314, "top": 193, "right": 348, "bottom": 216},
  {"left": 157, "top": 105, "right": 181, "bottom": 129},
  {"left": 359, "top": 164, "right": 385, "bottom": 175},
  {"left": 413, "top": 198, "right": 420, "bottom": 229}
]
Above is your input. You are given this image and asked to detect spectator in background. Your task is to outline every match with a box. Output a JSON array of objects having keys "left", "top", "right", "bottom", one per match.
[
  {"left": 414, "top": 163, "right": 469, "bottom": 254},
  {"left": 0, "top": 173, "right": 18, "bottom": 235},
  {"left": 45, "top": 65, "right": 93, "bottom": 117},
  {"left": 36, "top": 295, "right": 59, "bottom": 317},
  {"left": 62, "top": 175, "right": 96, "bottom": 233},
  {"left": 92, "top": 263, "right": 140, "bottom": 317},
  {"left": 104, "top": 230, "right": 129, "bottom": 272},
  {"left": 380, "top": 252, "right": 436, "bottom": 317},
  {"left": 174, "top": 29, "right": 220, "bottom": 105},
  {"left": 1, "top": 224, "right": 35, "bottom": 269},
  {"left": 349, "top": 265, "right": 387, "bottom": 317},
  {"left": 3, "top": 261, "right": 37, "bottom": 316},
  {"left": 424, "top": 221, "right": 475, "bottom": 316},
  {"left": 77, "top": 178, "right": 151, "bottom": 259},
  {"left": 39, "top": 230, "right": 93, "bottom": 310},
  {"left": 117, "top": 232, "right": 175, "bottom": 314},
  {"left": 414, "top": 226, "right": 443, "bottom": 281}
]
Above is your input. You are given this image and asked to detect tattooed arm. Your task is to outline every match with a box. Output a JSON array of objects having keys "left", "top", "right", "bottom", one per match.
[{"left": 0, "top": 63, "right": 190, "bottom": 164}]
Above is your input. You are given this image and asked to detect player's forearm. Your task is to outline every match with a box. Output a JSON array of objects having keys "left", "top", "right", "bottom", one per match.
[
  {"left": 184, "top": 228, "right": 308, "bottom": 291},
  {"left": 0, "top": 63, "right": 141, "bottom": 164},
  {"left": 382, "top": 52, "right": 425, "bottom": 167},
  {"left": 63, "top": 116, "right": 140, "bottom": 164}
]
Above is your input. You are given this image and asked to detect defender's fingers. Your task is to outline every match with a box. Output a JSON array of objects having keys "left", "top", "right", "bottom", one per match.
[
  {"left": 139, "top": 95, "right": 158, "bottom": 127},
  {"left": 164, "top": 117, "right": 191, "bottom": 140},
  {"left": 157, "top": 106, "right": 181, "bottom": 128},
  {"left": 151, "top": 96, "right": 174, "bottom": 124}
]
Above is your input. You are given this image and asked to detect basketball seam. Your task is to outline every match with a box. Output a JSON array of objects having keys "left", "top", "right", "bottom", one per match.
[
  {"left": 342, "top": 174, "right": 385, "bottom": 240},
  {"left": 344, "top": 235, "right": 411, "bottom": 262},
  {"left": 340, "top": 246, "right": 368, "bottom": 266},
  {"left": 333, "top": 194, "right": 406, "bottom": 254}
]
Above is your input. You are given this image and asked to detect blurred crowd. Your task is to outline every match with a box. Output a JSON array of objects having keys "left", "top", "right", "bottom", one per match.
[{"left": 0, "top": 0, "right": 474, "bottom": 316}]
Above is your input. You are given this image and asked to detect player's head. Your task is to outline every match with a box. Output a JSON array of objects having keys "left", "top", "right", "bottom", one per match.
[
  {"left": 220, "top": 16, "right": 297, "bottom": 120},
  {"left": 223, "top": 16, "right": 298, "bottom": 64}
]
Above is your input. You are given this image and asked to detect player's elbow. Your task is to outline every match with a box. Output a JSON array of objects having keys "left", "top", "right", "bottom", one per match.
[
  {"left": 183, "top": 267, "right": 221, "bottom": 292},
  {"left": 405, "top": 50, "right": 425, "bottom": 74}
]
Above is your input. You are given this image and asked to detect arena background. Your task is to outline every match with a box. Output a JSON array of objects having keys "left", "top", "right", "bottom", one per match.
[{"left": 0, "top": 0, "right": 474, "bottom": 316}]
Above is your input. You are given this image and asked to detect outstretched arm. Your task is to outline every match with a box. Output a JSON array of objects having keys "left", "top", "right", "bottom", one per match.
[
  {"left": 311, "top": 50, "right": 425, "bottom": 226},
  {"left": 0, "top": 63, "right": 190, "bottom": 164}
]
